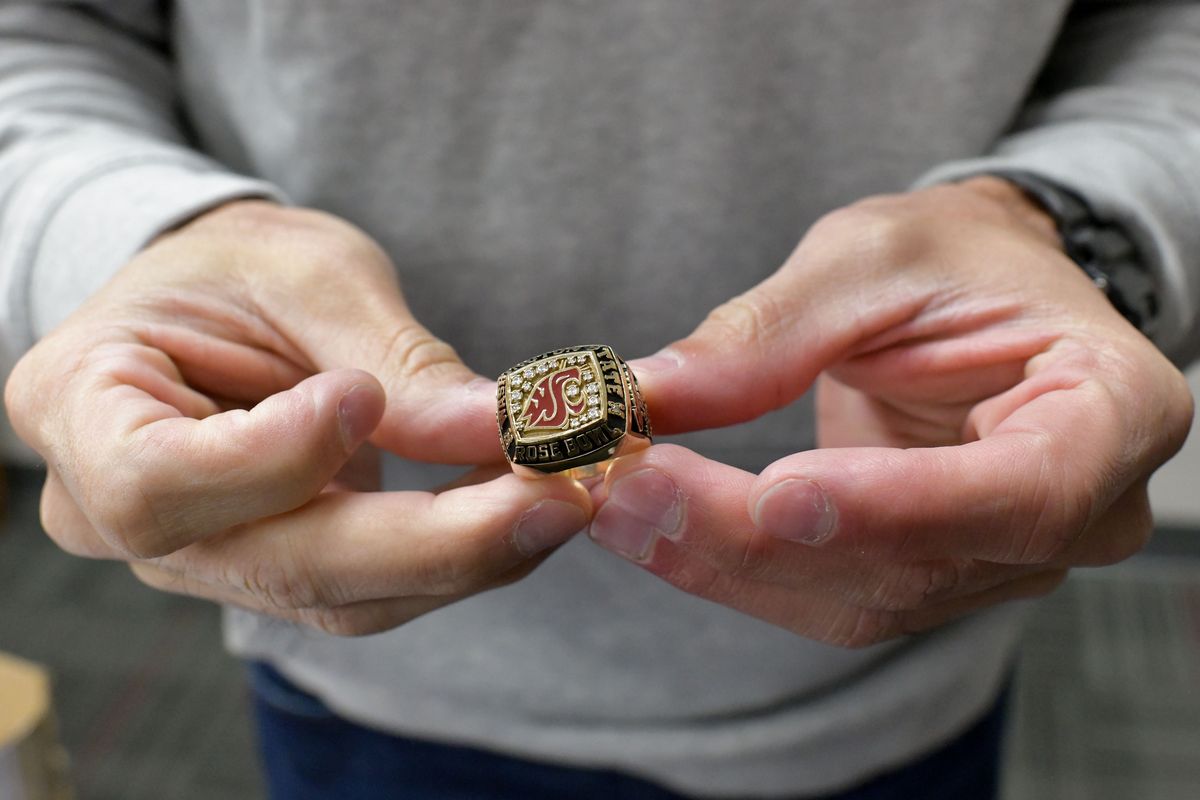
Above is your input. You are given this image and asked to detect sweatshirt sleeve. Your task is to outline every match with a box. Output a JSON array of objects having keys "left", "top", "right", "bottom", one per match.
[
  {"left": 915, "top": 0, "right": 1200, "bottom": 367},
  {"left": 0, "top": 1, "right": 286, "bottom": 358}
]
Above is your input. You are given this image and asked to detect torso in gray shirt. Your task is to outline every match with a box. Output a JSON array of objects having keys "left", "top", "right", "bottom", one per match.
[{"left": 92, "top": 0, "right": 1087, "bottom": 794}]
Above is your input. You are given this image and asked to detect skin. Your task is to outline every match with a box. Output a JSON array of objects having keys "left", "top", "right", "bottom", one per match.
[
  {"left": 589, "top": 177, "right": 1194, "bottom": 648},
  {"left": 7, "top": 179, "right": 1193, "bottom": 645},
  {"left": 4, "top": 201, "right": 592, "bottom": 636}
]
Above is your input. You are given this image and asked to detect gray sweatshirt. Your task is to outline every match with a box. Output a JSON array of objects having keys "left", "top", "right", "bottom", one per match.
[{"left": 3, "top": 1, "right": 1199, "bottom": 796}]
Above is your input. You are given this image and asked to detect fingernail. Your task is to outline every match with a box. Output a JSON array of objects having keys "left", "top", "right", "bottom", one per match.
[
  {"left": 607, "top": 468, "right": 684, "bottom": 539},
  {"left": 337, "top": 383, "right": 380, "bottom": 448},
  {"left": 588, "top": 504, "right": 660, "bottom": 563},
  {"left": 633, "top": 350, "right": 682, "bottom": 376},
  {"left": 754, "top": 479, "right": 837, "bottom": 545},
  {"left": 513, "top": 500, "right": 589, "bottom": 556}
]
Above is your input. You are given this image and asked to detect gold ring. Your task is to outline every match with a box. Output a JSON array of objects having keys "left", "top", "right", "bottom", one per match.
[{"left": 497, "top": 344, "right": 652, "bottom": 479}]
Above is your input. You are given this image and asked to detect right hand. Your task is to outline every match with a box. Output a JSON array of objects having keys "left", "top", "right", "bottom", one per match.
[{"left": 5, "top": 200, "right": 591, "bottom": 635}]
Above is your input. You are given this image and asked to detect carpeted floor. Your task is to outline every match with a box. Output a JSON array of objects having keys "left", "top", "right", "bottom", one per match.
[{"left": 1, "top": 466, "right": 1197, "bottom": 799}]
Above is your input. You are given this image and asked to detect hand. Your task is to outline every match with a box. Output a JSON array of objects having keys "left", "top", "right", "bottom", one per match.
[
  {"left": 5, "top": 201, "right": 591, "bottom": 635},
  {"left": 587, "top": 178, "right": 1193, "bottom": 647}
]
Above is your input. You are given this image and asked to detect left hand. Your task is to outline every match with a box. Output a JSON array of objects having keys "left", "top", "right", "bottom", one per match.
[{"left": 587, "top": 177, "right": 1194, "bottom": 647}]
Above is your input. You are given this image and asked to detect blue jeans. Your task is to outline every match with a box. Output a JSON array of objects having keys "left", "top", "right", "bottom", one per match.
[{"left": 249, "top": 662, "right": 1006, "bottom": 800}]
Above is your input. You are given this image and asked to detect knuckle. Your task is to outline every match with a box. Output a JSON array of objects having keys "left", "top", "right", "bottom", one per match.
[
  {"left": 381, "top": 324, "right": 462, "bottom": 384},
  {"left": 870, "top": 560, "right": 970, "bottom": 611},
  {"left": 811, "top": 202, "right": 921, "bottom": 268},
  {"left": 703, "top": 292, "right": 787, "bottom": 357},
  {"left": 719, "top": 529, "right": 773, "bottom": 580},
  {"left": 1006, "top": 432, "right": 1090, "bottom": 564},
  {"left": 231, "top": 555, "right": 328, "bottom": 611}
]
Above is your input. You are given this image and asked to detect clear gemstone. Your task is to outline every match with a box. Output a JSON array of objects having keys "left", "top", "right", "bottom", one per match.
[
  {"left": 523, "top": 368, "right": 535, "bottom": 379},
  {"left": 569, "top": 418, "right": 580, "bottom": 428},
  {"left": 566, "top": 384, "right": 580, "bottom": 397},
  {"left": 586, "top": 383, "right": 599, "bottom": 394},
  {"left": 581, "top": 370, "right": 593, "bottom": 381},
  {"left": 522, "top": 382, "right": 533, "bottom": 392},
  {"left": 536, "top": 363, "right": 548, "bottom": 374},
  {"left": 587, "top": 395, "right": 599, "bottom": 406},
  {"left": 587, "top": 408, "right": 600, "bottom": 419}
]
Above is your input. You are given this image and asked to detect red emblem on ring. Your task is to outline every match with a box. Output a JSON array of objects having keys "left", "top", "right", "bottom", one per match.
[{"left": 520, "top": 367, "right": 586, "bottom": 431}]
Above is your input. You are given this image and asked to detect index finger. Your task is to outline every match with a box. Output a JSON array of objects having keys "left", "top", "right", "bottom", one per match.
[{"left": 154, "top": 472, "right": 592, "bottom": 610}]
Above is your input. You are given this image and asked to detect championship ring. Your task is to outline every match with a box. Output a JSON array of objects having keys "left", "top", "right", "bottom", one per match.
[{"left": 497, "top": 344, "right": 652, "bottom": 479}]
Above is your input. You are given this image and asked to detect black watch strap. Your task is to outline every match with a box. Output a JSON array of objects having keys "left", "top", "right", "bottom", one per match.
[{"left": 984, "top": 169, "right": 1160, "bottom": 337}]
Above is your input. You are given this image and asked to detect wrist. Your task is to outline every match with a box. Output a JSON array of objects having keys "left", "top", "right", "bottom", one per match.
[
  {"left": 957, "top": 172, "right": 1159, "bottom": 337},
  {"left": 956, "top": 175, "right": 1060, "bottom": 245}
]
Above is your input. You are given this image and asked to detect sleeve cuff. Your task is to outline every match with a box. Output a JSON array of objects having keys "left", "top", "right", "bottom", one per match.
[
  {"left": 913, "top": 122, "right": 1200, "bottom": 367},
  {"left": 8, "top": 146, "right": 287, "bottom": 348}
]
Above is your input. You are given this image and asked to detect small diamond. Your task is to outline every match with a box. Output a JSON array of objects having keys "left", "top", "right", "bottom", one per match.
[
  {"left": 581, "top": 370, "right": 593, "bottom": 381},
  {"left": 587, "top": 395, "right": 599, "bottom": 406},
  {"left": 569, "top": 418, "right": 580, "bottom": 428},
  {"left": 511, "top": 390, "right": 522, "bottom": 400},
  {"left": 585, "top": 383, "right": 599, "bottom": 394},
  {"left": 523, "top": 368, "right": 535, "bottom": 379},
  {"left": 567, "top": 355, "right": 577, "bottom": 364},
  {"left": 566, "top": 384, "right": 580, "bottom": 398},
  {"left": 536, "top": 363, "right": 549, "bottom": 374},
  {"left": 522, "top": 382, "right": 533, "bottom": 392},
  {"left": 587, "top": 408, "right": 600, "bottom": 419}
]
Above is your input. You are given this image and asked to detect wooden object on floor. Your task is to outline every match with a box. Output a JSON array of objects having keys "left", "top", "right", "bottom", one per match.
[{"left": 0, "top": 651, "right": 72, "bottom": 800}]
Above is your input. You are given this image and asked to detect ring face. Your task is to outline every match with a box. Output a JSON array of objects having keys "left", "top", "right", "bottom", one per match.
[{"left": 497, "top": 344, "right": 651, "bottom": 477}]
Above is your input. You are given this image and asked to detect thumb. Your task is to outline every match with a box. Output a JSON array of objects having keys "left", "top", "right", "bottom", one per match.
[
  {"left": 629, "top": 221, "right": 918, "bottom": 434},
  {"left": 299, "top": 289, "right": 500, "bottom": 464},
  {"left": 78, "top": 368, "right": 386, "bottom": 558}
]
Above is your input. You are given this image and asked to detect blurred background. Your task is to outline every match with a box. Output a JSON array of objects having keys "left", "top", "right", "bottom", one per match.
[{"left": 1, "top": 368, "right": 1198, "bottom": 800}]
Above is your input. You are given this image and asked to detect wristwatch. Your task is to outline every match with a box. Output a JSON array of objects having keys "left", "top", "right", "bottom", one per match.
[{"left": 985, "top": 169, "right": 1160, "bottom": 338}]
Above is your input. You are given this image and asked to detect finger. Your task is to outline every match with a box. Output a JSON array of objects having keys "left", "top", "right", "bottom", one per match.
[
  {"left": 57, "top": 362, "right": 385, "bottom": 559},
  {"left": 603, "top": 527, "right": 1067, "bottom": 648},
  {"left": 130, "top": 562, "right": 452, "bottom": 637},
  {"left": 587, "top": 444, "right": 1044, "bottom": 612},
  {"left": 749, "top": 363, "right": 1152, "bottom": 565},
  {"left": 152, "top": 473, "right": 591, "bottom": 610}
]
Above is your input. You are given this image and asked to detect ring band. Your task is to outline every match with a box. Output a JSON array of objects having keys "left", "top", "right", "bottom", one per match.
[{"left": 497, "top": 344, "right": 652, "bottom": 479}]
